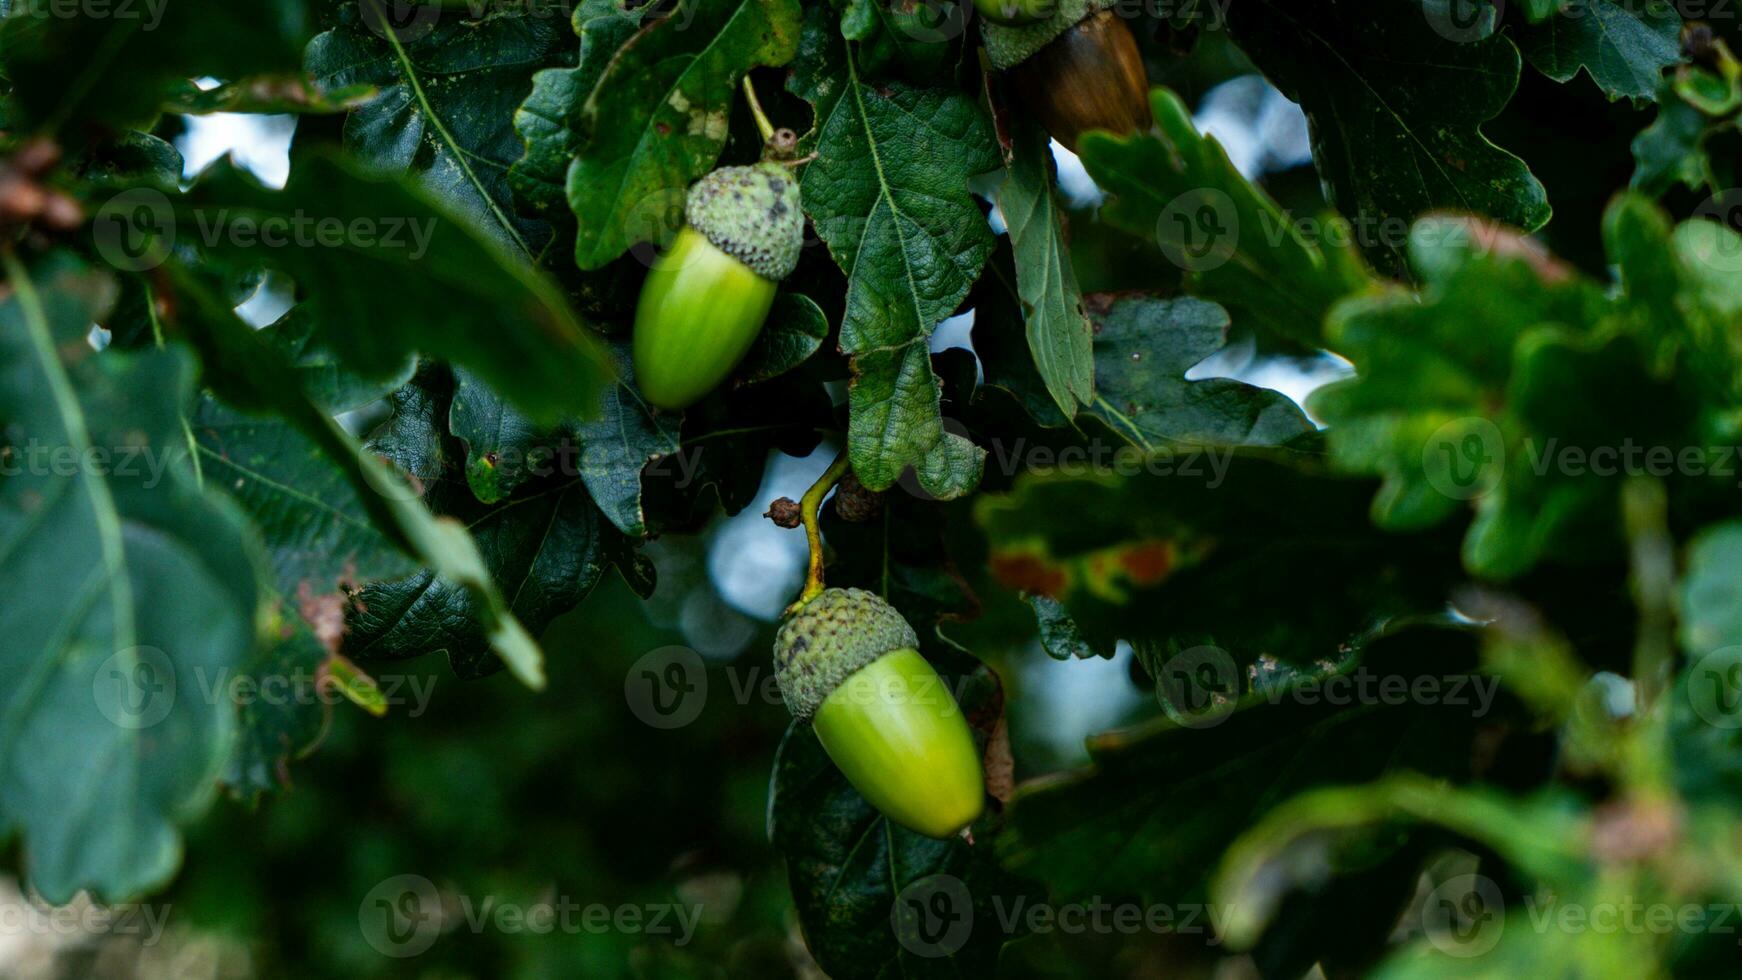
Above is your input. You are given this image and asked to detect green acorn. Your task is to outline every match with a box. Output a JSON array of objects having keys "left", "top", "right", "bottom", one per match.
[
  {"left": 983, "top": 0, "right": 1152, "bottom": 153},
  {"left": 774, "top": 588, "right": 985, "bottom": 839},
  {"left": 633, "top": 163, "right": 803, "bottom": 410}
]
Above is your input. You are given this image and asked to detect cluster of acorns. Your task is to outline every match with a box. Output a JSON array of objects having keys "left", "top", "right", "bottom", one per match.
[{"left": 633, "top": 10, "right": 1152, "bottom": 838}]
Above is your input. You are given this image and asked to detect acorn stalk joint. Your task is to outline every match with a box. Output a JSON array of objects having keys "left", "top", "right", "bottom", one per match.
[{"left": 774, "top": 588, "right": 985, "bottom": 839}]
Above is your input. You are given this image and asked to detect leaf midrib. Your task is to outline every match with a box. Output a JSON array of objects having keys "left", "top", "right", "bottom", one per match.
[
  {"left": 8, "top": 255, "right": 137, "bottom": 656},
  {"left": 842, "top": 48, "right": 927, "bottom": 342},
  {"left": 0, "top": 254, "right": 140, "bottom": 793},
  {"left": 378, "top": 15, "right": 534, "bottom": 255}
]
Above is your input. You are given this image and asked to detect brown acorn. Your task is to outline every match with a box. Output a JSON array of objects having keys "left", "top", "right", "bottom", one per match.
[
  {"left": 984, "top": 1, "right": 1153, "bottom": 153},
  {"left": 830, "top": 470, "right": 885, "bottom": 523}
]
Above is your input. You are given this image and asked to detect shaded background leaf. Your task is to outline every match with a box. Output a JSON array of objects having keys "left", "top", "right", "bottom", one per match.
[
  {"left": 0, "top": 255, "right": 260, "bottom": 902},
  {"left": 307, "top": 2, "right": 575, "bottom": 253},
  {"left": 1227, "top": 0, "right": 1550, "bottom": 272},
  {"left": 1076, "top": 89, "right": 1371, "bottom": 348},
  {"left": 180, "top": 152, "right": 608, "bottom": 423},
  {"left": 1517, "top": 0, "right": 1682, "bottom": 102}
]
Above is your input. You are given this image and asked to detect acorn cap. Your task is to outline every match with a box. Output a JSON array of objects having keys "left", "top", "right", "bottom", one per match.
[
  {"left": 685, "top": 163, "right": 803, "bottom": 282},
  {"left": 773, "top": 587, "right": 919, "bottom": 721},
  {"left": 982, "top": 0, "right": 1114, "bottom": 70}
]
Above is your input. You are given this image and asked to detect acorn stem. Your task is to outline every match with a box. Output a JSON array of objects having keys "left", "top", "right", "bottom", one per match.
[
  {"left": 741, "top": 75, "right": 776, "bottom": 144},
  {"left": 796, "top": 451, "right": 851, "bottom": 608}
]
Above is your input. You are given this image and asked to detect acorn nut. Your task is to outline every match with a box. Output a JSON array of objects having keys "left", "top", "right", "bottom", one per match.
[
  {"left": 983, "top": 0, "right": 1153, "bottom": 153},
  {"left": 774, "top": 588, "right": 986, "bottom": 839},
  {"left": 633, "top": 163, "right": 803, "bottom": 410}
]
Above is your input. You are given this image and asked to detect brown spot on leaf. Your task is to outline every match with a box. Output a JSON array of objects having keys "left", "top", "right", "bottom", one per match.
[
  {"left": 296, "top": 582, "right": 348, "bottom": 655},
  {"left": 988, "top": 549, "right": 1069, "bottom": 597},
  {"left": 1118, "top": 540, "right": 1174, "bottom": 586}
]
